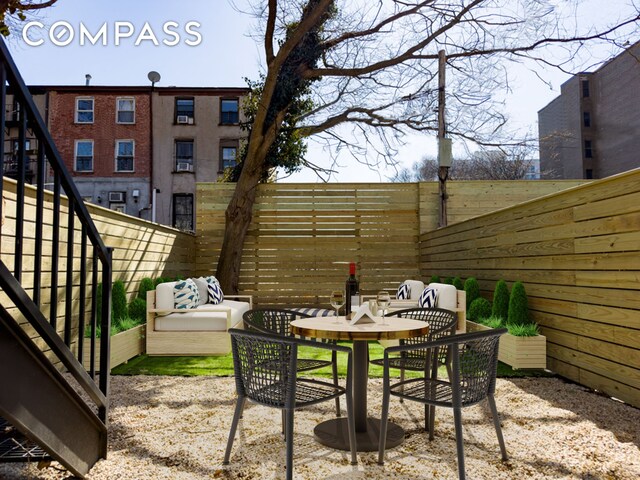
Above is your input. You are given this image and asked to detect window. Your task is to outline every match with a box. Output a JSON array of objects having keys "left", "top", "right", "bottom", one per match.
[
  {"left": 220, "top": 98, "right": 239, "bottom": 124},
  {"left": 175, "top": 140, "right": 194, "bottom": 171},
  {"left": 173, "top": 194, "right": 193, "bottom": 231},
  {"left": 175, "top": 97, "right": 195, "bottom": 123},
  {"left": 219, "top": 141, "right": 238, "bottom": 172},
  {"left": 75, "top": 140, "right": 93, "bottom": 172},
  {"left": 581, "top": 79, "right": 590, "bottom": 98},
  {"left": 117, "top": 98, "right": 135, "bottom": 123},
  {"left": 115, "top": 140, "right": 134, "bottom": 172},
  {"left": 584, "top": 140, "right": 593, "bottom": 158},
  {"left": 76, "top": 98, "right": 94, "bottom": 123},
  {"left": 583, "top": 112, "right": 591, "bottom": 128},
  {"left": 585, "top": 169, "right": 593, "bottom": 179}
]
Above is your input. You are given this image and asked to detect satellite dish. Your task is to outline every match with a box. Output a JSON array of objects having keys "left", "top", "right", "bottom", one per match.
[{"left": 147, "top": 71, "right": 161, "bottom": 85}]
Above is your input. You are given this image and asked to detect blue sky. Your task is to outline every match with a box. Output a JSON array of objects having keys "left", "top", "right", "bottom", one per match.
[{"left": 7, "top": 0, "right": 635, "bottom": 182}]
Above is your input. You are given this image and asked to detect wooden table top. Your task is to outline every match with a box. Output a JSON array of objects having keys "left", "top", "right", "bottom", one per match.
[{"left": 290, "top": 316, "right": 430, "bottom": 341}]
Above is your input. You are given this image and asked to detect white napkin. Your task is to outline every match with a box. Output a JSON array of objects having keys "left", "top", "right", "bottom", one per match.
[{"left": 349, "top": 303, "right": 377, "bottom": 325}]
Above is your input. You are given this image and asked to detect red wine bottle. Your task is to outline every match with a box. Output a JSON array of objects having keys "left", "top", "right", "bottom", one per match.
[{"left": 345, "top": 262, "right": 360, "bottom": 319}]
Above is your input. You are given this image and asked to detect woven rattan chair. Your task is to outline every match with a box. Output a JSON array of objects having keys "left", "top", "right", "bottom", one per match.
[
  {"left": 243, "top": 308, "right": 341, "bottom": 416},
  {"left": 224, "top": 328, "right": 356, "bottom": 480},
  {"left": 370, "top": 308, "right": 457, "bottom": 431},
  {"left": 378, "top": 328, "right": 508, "bottom": 480}
]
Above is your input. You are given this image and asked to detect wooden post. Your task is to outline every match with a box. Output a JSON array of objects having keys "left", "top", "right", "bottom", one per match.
[{"left": 437, "top": 49, "right": 448, "bottom": 228}]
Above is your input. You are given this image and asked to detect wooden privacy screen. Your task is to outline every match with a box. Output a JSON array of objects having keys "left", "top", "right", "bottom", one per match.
[
  {"left": 197, "top": 183, "right": 422, "bottom": 306},
  {"left": 420, "top": 169, "right": 640, "bottom": 408},
  {"left": 1, "top": 179, "right": 195, "bottom": 351},
  {"left": 196, "top": 180, "right": 585, "bottom": 308}
]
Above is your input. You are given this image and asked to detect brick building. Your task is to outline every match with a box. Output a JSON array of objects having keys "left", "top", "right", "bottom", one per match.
[
  {"left": 46, "top": 86, "right": 153, "bottom": 217},
  {"left": 12, "top": 83, "right": 249, "bottom": 229},
  {"left": 538, "top": 41, "right": 640, "bottom": 179}
]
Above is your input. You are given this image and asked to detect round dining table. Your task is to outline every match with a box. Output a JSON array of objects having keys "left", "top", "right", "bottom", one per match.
[{"left": 290, "top": 315, "right": 429, "bottom": 452}]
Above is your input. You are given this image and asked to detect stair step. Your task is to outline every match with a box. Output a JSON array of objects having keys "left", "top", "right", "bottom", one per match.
[{"left": 0, "top": 417, "right": 51, "bottom": 463}]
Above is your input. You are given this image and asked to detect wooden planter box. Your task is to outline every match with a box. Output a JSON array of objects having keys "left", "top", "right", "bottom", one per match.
[
  {"left": 83, "top": 324, "right": 145, "bottom": 370},
  {"left": 466, "top": 320, "right": 546, "bottom": 369}
]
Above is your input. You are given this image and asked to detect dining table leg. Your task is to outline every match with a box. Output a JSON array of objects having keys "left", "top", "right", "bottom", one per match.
[{"left": 313, "top": 339, "right": 405, "bottom": 451}]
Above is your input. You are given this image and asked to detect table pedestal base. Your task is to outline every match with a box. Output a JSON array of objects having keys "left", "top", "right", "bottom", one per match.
[{"left": 314, "top": 417, "right": 404, "bottom": 452}]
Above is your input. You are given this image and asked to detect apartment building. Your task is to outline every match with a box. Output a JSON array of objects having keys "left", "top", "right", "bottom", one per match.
[
  {"left": 538, "top": 41, "right": 640, "bottom": 179},
  {"left": 7, "top": 83, "right": 248, "bottom": 229}
]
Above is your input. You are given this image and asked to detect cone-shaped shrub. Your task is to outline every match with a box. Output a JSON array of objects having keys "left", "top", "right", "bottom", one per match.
[
  {"left": 443, "top": 277, "right": 454, "bottom": 285},
  {"left": 128, "top": 297, "right": 147, "bottom": 323},
  {"left": 468, "top": 297, "right": 492, "bottom": 322},
  {"left": 492, "top": 280, "right": 510, "bottom": 321},
  {"left": 452, "top": 277, "right": 464, "bottom": 290},
  {"left": 464, "top": 277, "right": 480, "bottom": 308},
  {"left": 429, "top": 275, "right": 441, "bottom": 284},
  {"left": 507, "top": 281, "right": 531, "bottom": 326},
  {"left": 138, "top": 278, "right": 154, "bottom": 300},
  {"left": 112, "top": 280, "right": 128, "bottom": 322}
]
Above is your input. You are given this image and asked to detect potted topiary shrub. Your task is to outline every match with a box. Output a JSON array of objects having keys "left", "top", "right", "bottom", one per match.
[
  {"left": 468, "top": 297, "right": 492, "bottom": 322},
  {"left": 429, "top": 274, "right": 441, "bottom": 284},
  {"left": 452, "top": 277, "right": 464, "bottom": 291},
  {"left": 492, "top": 280, "right": 510, "bottom": 321},
  {"left": 463, "top": 277, "right": 480, "bottom": 309}
]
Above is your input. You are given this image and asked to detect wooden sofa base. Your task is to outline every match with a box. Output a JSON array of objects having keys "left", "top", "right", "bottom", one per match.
[{"left": 145, "top": 329, "right": 233, "bottom": 356}]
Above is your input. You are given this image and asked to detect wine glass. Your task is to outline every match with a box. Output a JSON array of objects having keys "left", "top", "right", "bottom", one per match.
[
  {"left": 377, "top": 290, "right": 391, "bottom": 325},
  {"left": 330, "top": 290, "right": 345, "bottom": 323}
]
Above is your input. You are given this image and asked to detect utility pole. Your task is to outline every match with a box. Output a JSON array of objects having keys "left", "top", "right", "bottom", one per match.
[{"left": 437, "top": 49, "right": 451, "bottom": 228}]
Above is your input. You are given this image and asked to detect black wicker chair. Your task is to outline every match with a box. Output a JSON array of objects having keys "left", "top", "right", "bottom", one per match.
[
  {"left": 370, "top": 308, "right": 457, "bottom": 432},
  {"left": 377, "top": 328, "right": 508, "bottom": 480},
  {"left": 243, "top": 308, "right": 341, "bottom": 416},
  {"left": 224, "top": 328, "right": 357, "bottom": 480}
]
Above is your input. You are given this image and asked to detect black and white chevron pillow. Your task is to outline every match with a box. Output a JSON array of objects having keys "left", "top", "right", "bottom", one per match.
[
  {"left": 207, "top": 281, "right": 224, "bottom": 304},
  {"left": 418, "top": 287, "right": 438, "bottom": 308},
  {"left": 396, "top": 283, "right": 411, "bottom": 300}
]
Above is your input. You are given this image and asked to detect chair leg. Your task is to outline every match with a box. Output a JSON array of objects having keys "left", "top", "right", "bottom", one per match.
[
  {"left": 399, "top": 368, "right": 405, "bottom": 403},
  {"left": 488, "top": 394, "right": 508, "bottom": 461},
  {"left": 332, "top": 350, "right": 341, "bottom": 417},
  {"left": 223, "top": 396, "right": 246, "bottom": 464},
  {"left": 453, "top": 406, "right": 466, "bottom": 480},
  {"left": 285, "top": 407, "right": 295, "bottom": 480},
  {"left": 344, "top": 388, "right": 357, "bottom": 465},
  {"left": 377, "top": 380, "right": 391, "bottom": 464},
  {"left": 281, "top": 410, "right": 286, "bottom": 438}
]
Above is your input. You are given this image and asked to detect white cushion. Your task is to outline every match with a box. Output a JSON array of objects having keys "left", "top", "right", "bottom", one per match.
[
  {"left": 154, "top": 300, "right": 250, "bottom": 331},
  {"left": 193, "top": 278, "right": 209, "bottom": 306},
  {"left": 428, "top": 282, "right": 458, "bottom": 311},
  {"left": 155, "top": 281, "right": 178, "bottom": 311},
  {"left": 403, "top": 280, "right": 425, "bottom": 300}
]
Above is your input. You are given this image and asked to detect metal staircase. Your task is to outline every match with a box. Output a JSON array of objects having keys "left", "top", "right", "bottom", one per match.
[{"left": 0, "top": 37, "right": 112, "bottom": 478}]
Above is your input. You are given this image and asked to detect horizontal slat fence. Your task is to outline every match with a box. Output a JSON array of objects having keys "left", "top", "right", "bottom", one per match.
[
  {"left": 419, "top": 169, "right": 640, "bottom": 408},
  {"left": 1, "top": 178, "right": 195, "bottom": 355},
  {"left": 197, "top": 180, "right": 585, "bottom": 307}
]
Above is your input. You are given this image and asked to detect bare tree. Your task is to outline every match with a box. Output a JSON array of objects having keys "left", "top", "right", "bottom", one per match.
[
  {"left": 217, "top": 0, "right": 640, "bottom": 292},
  {"left": 0, "top": 0, "right": 57, "bottom": 35}
]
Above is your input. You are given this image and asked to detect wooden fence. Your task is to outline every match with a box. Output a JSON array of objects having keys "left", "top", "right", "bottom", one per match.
[
  {"left": 420, "top": 169, "right": 640, "bottom": 408},
  {"left": 1, "top": 178, "right": 195, "bottom": 347},
  {"left": 196, "top": 180, "right": 585, "bottom": 307}
]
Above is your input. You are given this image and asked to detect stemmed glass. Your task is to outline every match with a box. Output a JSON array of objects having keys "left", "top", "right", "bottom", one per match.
[
  {"left": 330, "top": 290, "right": 345, "bottom": 324},
  {"left": 377, "top": 290, "right": 391, "bottom": 325}
]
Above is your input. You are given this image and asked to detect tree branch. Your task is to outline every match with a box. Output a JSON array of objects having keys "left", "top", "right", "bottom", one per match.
[{"left": 264, "top": 0, "right": 277, "bottom": 63}]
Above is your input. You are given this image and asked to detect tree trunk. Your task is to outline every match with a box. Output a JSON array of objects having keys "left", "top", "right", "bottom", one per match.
[{"left": 215, "top": 162, "right": 263, "bottom": 294}]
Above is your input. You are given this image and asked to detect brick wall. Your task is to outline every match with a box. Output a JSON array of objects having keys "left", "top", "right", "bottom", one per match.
[{"left": 47, "top": 90, "right": 151, "bottom": 178}]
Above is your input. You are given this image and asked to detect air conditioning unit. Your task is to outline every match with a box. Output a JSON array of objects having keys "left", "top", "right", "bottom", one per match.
[
  {"left": 177, "top": 115, "right": 190, "bottom": 124},
  {"left": 176, "top": 162, "right": 193, "bottom": 172},
  {"left": 108, "top": 191, "right": 125, "bottom": 203},
  {"left": 187, "top": 117, "right": 194, "bottom": 125}
]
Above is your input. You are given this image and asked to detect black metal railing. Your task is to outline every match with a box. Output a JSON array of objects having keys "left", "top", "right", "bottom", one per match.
[{"left": 0, "top": 37, "right": 112, "bottom": 426}]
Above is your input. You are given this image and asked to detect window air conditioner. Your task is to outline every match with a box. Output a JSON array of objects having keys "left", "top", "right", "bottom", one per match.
[
  {"left": 177, "top": 115, "right": 190, "bottom": 124},
  {"left": 108, "top": 191, "right": 125, "bottom": 202},
  {"left": 176, "top": 162, "right": 193, "bottom": 172}
]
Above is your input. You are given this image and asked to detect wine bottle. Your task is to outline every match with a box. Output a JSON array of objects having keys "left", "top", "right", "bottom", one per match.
[{"left": 345, "top": 262, "right": 360, "bottom": 319}]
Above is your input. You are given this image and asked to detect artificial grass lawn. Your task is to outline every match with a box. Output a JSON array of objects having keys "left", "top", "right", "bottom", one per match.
[{"left": 112, "top": 341, "right": 552, "bottom": 378}]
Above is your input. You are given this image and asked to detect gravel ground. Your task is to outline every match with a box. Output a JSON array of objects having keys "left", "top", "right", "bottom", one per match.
[{"left": 2, "top": 375, "right": 639, "bottom": 480}]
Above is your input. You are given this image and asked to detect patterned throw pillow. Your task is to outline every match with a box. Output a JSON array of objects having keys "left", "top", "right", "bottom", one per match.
[
  {"left": 173, "top": 279, "right": 200, "bottom": 309},
  {"left": 204, "top": 276, "right": 224, "bottom": 304},
  {"left": 396, "top": 283, "right": 411, "bottom": 300},
  {"left": 418, "top": 287, "right": 438, "bottom": 308}
]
